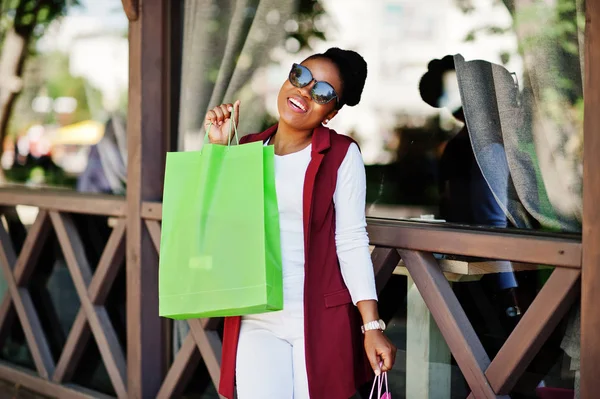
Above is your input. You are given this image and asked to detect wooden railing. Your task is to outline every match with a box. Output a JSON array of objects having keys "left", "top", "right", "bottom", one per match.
[
  {"left": 0, "top": 188, "right": 583, "bottom": 398},
  {"left": 141, "top": 201, "right": 582, "bottom": 399},
  {"left": 0, "top": 189, "right": 125, "bottom": 399}
]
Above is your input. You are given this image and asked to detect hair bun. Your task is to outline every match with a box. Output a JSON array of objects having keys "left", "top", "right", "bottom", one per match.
[
  {"left": 322, "top": 47, "right": 368, "bottom": 107},
  {"left": 419, "top": 55, "right": 456, "bottom": 108}
]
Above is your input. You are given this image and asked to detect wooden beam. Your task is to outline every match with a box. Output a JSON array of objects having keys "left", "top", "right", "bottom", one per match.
[
  {"left": 0, "top": 210, "right": 50, "bottom": 348},
  {"left": 53, "top": 312, "right": 90, "bottom": 383},
  {"left": 141, "top": 201, "right": 162, "bottom": 221},
  {"left": 144, "top": 219, "right": 161, "bottom": 254},
  {"left": 54, "top": 219, "right": 126, "bottom": 383},
  {"left": 393, "top": 266, "right": 483, "bottom": 282},
  {"left": 0, "top": 222, "right": 55, "bottom": 379},
  {"left": 188, "top": 318, "right": 223, "bottom": 390},
  {"left": 88, "top": 219, "right": 126, "bottom": 305},
  {"left": 12, "top": 210, "right": 50, "bottom": 284},
  {"left": 0, "top": 189, "right": 126, "bottom": 216},
  {"left": 126, "top": 0, "right": 169, "bottom": 397},
  {"left": 371, "top": 247, "right": 400, "bottom": 293},
  {"left": 395, "top": 259, "right": 541, "bottom": 276},
  {"left": 156, "top": 333, "right": 202, "bottom": 399},
  {"left": 399, "top": 250, "right": 506, "bottom": 399},
  {"left": 371, "top": 220, "right": 581, "bottom": 268},
  {"left": 143, "top": 201, "right": 580, "bottom": 268},
  {"left": 51, "top": 212, "right": 127, "bottom": 398},
  {"left": 0, "top": 360, "right": 112, "bottom": 399},
  {"left": 478, "top": 268, "right": 580, "bottom": 395},
  {"left": 0, "top": 295, "right": 15, "bottom": 347},
  {"left": 581, "top": 0, "right": 600, "bottom": 396}
]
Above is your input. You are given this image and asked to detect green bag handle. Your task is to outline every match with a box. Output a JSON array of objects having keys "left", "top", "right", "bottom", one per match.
[{"left": 204, "top": 106, "right": 240, "bottom": 146}]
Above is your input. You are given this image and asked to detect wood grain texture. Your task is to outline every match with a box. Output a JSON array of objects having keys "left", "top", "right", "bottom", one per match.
[
  {"left": 188, "top": 318, "right": 223, "bottom": 391},
  {"left": 482, "top": 268, "right": 580, "bottom": 395},
  {"left": 581, "top": 0, "right": 600, "bottom": 396},
  {"left": 144, "top": 201, "right": 580, "bottom": 267},
  {"left": 370, "top": 220, "right": 581, "bottom": 268},
  {"left": 399, "top": 250, "right": 505, "bottom": 399},
  {"left": 144, "top": 219, "right": 161, "bottom": 254},
  {"left": 141, "top": 201, "right": 162, "bottom": 220},
  {"left": 0, "top": 360, "right": 112, "bottom": 399},
  {"left": 53, "top": 219, "right": 125, "bottom": 384},
  {"left": 88, "top": 219, "right": 126, "bottom": 305},
  {"left": 371, "top": 247, "right": 401, "bottom": 293},
  {"left": 0, "top": 217, "right": 54, "bottom": 379},
  {"left": 12, "top": 210, "right": 50, "bottom": 284},
  {"left": 126, "top": 0, "right": 168, "bottom": 396},
  {"left": 52, "top": 311, "right": 90, "bottom": 383},
  {"left": 0, "top": 189, "right": 125, "bottom": 216},
  {"left": 0, "top": 295, "right": 15, "bottom": 348},
  {"left": 51, "top": 212, "right": 127, "bottom": 398},
  {"left": 397, "top": 259, "right": 540, "bottom": 276},
  {"left": 156, "top": 334, "right": 202, "bottom": 399},
  {"left": 0, "top": 210, "right": 50, "bottom": 348}
]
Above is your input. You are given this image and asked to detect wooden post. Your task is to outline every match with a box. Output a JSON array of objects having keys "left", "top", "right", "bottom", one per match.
[
  {"left": 581, "top": 0, "right": 600, "bottom": 397},
  {"left": 126, "top": 0, "right": 168, "bottom": 397}
]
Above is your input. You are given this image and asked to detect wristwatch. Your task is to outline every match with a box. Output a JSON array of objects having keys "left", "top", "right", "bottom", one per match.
[{"left": 361, "top": 319, "right": 386, "bottom": 334}]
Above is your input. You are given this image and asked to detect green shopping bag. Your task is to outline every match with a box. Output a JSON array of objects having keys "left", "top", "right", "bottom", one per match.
[{"left": 159, "top": 120, "right": 283, "bottom": 319}]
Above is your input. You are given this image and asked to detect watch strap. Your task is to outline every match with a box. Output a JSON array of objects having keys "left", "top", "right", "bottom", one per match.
[{"left": 361, "top": 320, "right": 384, "bottom": 334}]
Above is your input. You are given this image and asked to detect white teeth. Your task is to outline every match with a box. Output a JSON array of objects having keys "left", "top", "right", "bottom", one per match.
[{"left": 289, "top": 98, "right": 306, "bottom": 111}]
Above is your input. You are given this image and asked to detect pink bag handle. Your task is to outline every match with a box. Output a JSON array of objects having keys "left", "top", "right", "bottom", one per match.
[{"left": 368, "top": 371, "right": 390, "bottom": 399}]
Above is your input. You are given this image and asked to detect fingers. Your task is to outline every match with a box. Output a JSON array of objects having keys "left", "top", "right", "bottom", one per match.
[
  {"left": 205, "top": 109, "right": 217, "bottom": 125},
  {"left": 368, "top": 351, "right": 381, "bottom": 376},
  {"left": 205, "top": 102, "right": 240, "bottom": 128},
  {"left": 212, "top": 106, "right": 225, "bottom": 126},
  {"left": 379, "top": 345, "right": 396, "bottom": 373},
  {"left": 219, "top": 104, "right": 231, "bottom": 122}
]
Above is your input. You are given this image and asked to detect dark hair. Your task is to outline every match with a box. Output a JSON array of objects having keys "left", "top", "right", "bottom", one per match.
[
  {"left": 306, "top": 47, "right": 367, "bottom": 109},
  {"left": 419, "top": 55, "right": 456, "bottom": 108}
]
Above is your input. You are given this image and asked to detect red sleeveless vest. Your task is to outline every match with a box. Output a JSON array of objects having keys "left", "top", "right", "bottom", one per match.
[{"left": 218, "top": 124, "right": 372, "bottom": 398}]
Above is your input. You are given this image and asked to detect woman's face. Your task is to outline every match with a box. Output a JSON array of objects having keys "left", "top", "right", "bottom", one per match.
[{"left": 277, "top": 57, "right": 342, "bottom": 132}]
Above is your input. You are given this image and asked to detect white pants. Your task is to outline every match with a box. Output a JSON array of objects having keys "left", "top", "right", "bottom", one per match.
[{"left": 236, "top": 306, "right": 309, "bottom": 399}]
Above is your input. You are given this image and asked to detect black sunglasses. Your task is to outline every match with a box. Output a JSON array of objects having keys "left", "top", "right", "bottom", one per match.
[{"left": 289, "top": 63, "right": 339, "bottom": 106}]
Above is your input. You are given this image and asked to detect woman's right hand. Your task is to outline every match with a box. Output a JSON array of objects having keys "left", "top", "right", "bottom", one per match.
[{"left": 205, "top": 100, "right": 241, "bottom": 145}]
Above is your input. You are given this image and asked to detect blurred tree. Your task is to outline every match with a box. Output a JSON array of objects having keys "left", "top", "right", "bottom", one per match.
[
  {"left": 0, "top": 0, "right": 79, "bottom": 180},
  {"left": 43, "top": 51, "right": 102, "bottom": 123},
  {"left": 288, "top": 0, "right": 326, "bottom": 51}
]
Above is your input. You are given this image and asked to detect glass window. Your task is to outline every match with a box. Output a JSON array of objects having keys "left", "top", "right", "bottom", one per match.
[
  {"left": 170, "top": 0, "right": 584, "bottom": 397},
  {"left": 175, "top": 0, "right": 584, "bottom": 235}
]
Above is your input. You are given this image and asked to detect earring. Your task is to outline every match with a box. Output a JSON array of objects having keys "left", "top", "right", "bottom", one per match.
[{"left": 323, "top": 119, "right": 329, "bottom": 125}]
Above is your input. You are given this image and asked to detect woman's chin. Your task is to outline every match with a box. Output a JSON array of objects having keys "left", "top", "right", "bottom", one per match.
[{"left": 279, "top": 112, "right": 318, "bottom": 131}]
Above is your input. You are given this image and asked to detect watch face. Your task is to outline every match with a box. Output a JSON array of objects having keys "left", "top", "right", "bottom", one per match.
[{"left": 379, "top": 320, "right": 386, "bottom": 330}]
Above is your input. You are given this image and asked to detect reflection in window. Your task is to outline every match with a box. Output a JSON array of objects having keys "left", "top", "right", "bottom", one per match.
[
  {"left": 0, "top": 1, "right": 128, "bottom": 193},
  {"left": 177, "top": 0, "right": 584, "bottom": 234}
]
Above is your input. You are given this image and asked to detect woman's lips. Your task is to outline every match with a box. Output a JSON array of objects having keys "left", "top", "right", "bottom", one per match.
[{"left": 287, "top": 96, "right": 308, "bottom": 113}]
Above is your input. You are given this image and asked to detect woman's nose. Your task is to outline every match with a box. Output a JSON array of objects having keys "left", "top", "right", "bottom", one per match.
[{"left": 299, "top": 80, "right": 315, "bottom": 98}]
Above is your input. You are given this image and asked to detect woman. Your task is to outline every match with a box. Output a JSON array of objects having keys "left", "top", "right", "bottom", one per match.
[{"left": 205, "top": 48, "right": 396, "bottom": 399}]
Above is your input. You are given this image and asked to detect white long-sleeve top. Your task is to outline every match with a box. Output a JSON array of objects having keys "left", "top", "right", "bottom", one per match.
[{"left": 270, "top": 141, "right": 377, "bottom": 312}]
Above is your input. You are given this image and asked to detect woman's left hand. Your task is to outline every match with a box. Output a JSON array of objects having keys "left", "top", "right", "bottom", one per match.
[{"left": 364, "top": 330, "right": 397, "bottom": 375}]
